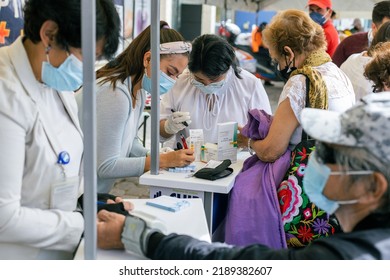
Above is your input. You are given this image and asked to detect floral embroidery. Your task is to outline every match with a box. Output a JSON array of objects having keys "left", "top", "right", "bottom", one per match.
[
  {"left": 303, "top": 208, "right": 312, "bottom": 220},
  {"left": 296, "top": 163, "right": 306, "bottom": 177},
  {"left": 277, "top": 176, "right": 303, "bottom": 224},
  {"left": 278, "top": 140, "right": 342, "bottom": 248},
  {"left": 313, "top": 218, "right": 330, "bottom": 235}
]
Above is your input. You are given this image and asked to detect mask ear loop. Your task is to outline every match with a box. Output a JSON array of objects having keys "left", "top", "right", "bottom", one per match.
[
  {"left": 144, "top": 67, "right": 149, "bottom": 78},
  {"left": 45, "top": 45, "right": 52, "bottom": 64}
]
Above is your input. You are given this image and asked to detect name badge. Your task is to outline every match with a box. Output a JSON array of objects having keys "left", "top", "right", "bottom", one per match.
[{"left": 50, "top": 176, "right": 80, "bottom": 211}]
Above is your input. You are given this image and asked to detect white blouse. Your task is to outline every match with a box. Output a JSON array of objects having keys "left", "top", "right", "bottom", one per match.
[{"left": 278, "top": 61, "right": 356, "bottom": 147}]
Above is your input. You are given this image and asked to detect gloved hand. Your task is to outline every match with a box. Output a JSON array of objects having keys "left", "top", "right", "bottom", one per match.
[
  {"left": 121, "top": 214, "right": 161, "bottom": 257},
  {"left": 164, "top": 111, "right": 191, "bottom": 135}
]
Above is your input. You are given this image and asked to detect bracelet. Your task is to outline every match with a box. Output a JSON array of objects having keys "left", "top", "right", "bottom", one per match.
[{"left": 248, "top": 138, "right": 255, "bottom": 155}]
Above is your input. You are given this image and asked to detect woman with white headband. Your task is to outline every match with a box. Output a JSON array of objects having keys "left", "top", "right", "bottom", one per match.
[{"left": 93, "top": 21, "right": 195, "bottom": 193}]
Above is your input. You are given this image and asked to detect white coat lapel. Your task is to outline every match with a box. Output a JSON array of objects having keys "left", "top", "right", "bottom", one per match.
[
  {"left": 56, "top": 92, "right": 83, "bottom": 137},
  {"left": 7, "top": 37, "right": 74, "bottom": 156}
]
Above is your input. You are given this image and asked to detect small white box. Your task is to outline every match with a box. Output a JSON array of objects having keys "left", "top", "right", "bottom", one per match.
[
  {"left": 201, "top": 143, "right": 218, "bottom": 162},
  {"left": 217, "top": 122, "right": 238, "bottom": 163},
  {"left": 189, "top": 129, "right": 204, "bottom": 162}
]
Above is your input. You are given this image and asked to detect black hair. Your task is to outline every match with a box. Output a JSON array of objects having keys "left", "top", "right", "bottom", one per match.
[
  {"left": 188, "top": 34, "right": 241, "bottom": 79},
  {"left": 23, "top": 0, "right": 120, "bottom": 59},
  {"left": 368, "top": 21, "right": 390, "bottom": 56},
  {"left": 372, "top": 1, "right": 390, "bottom": 25}
]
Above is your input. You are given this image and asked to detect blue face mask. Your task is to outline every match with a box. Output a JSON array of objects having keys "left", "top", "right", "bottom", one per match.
[
  {"left": 303, "top": 151, "right": 370, "bottom": 215},
  {"left": 310, "top": 12, "right": 327, "bottom": 26},
  {"left": 142, "top": 70, "right": 176, "bottom": 94},
  {"left": 191, "top": 78, "right": 225, "bottom": 95},
  {"left": 42, "top": 54, "right": 83, "bottom": 92}
]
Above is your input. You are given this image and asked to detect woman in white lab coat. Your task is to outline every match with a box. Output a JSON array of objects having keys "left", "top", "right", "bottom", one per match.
[{"left": 0, "top": 0, "right": 120, "bottom": 259}]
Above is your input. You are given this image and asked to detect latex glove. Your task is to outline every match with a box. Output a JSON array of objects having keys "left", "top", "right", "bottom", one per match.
[
  {"left": 164, "top": 111, "right": 191, "bottom": 135},
  {"left": 121, "top": 214, "right": 160, "bottom": 257},
  {"left": 160, "top": 147, "right": 174, "bottom": 154}
]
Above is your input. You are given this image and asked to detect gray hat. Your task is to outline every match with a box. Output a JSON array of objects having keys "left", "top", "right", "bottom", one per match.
[{"left": 301, "top": 93, "right": 390, "bottom": 163}]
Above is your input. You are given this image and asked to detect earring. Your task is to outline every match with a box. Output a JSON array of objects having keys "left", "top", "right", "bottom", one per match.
[{"left": 45, "top": 45, "right": 52, "bottom": 54}]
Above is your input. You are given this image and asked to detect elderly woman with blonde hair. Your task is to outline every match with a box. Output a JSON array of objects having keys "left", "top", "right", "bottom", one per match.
[{"left": 224, "top": 9, "right": 356, "bottom": 248}]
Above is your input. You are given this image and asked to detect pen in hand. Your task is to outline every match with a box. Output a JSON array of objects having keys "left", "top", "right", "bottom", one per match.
[{"left": 171, "top": 109, "right": 189, "bottom": 127}]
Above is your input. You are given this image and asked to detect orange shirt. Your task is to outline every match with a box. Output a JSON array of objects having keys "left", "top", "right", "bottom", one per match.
[{"left": 251, "top": 28, "right": 262, "bottom": 53}]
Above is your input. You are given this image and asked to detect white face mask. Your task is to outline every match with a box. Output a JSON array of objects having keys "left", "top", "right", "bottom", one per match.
[{"left": 191, "top": 78, "right": 225, "bottom": 95}]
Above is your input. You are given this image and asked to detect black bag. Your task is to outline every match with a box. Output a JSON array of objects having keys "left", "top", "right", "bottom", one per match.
[{"left": 194, "top": 159, "right": 233, "bottom": 181}]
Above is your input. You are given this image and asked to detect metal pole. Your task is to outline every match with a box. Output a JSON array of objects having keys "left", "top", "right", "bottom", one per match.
[
  {"left": 150, "top": 0, "right": 160, "bottom": 174},
  {"left": 81, "top": 0, "right": 97, "bottom": 259}
]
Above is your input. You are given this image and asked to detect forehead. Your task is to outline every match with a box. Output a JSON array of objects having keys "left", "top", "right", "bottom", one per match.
[
  {"left": 309, "top": 4, "right": 326, "bottom": 13},
  {"left": 160, "top": 54, "right": 188, "bottom": 70}
]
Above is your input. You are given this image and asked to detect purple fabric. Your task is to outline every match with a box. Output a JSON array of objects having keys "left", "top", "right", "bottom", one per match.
[{"left": 224, "top": 109, "right": 290, "bottom": 248}]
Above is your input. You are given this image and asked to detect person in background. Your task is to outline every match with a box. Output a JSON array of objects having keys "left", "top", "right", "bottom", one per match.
[
  {"left": 159, "top": 34, "right": 271, "bottom": 147},
  {"left": 0, "top": 0, "right": 121, "bottom": 259},
  {"left": 364, "top": 41, "right": 390, "bottom": 92},
  {"left": 307, "top": 0, "right": 339, "bottom": 56},
  {"left": 251, "top": 22, "right": 267, "bottom": 54},
  {"left": 350, "top": 18, "right": 364, "bottom": 34},
  {"left": 92, "top": 21, "right": 194, "bottom": 193},
  {"left": 340, "top": 21, "right": 390, "bottom": 101},
  {"left": 251, "top": 22, "right": 274, "bottom": 86},
  {"left": 332, "top": 0, "right": 390, "bottom": 67},
  {"left": 97, "top": 93, "right": 390, "bottom": 260}
]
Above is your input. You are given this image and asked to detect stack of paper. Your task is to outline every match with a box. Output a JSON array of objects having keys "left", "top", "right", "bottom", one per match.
[{"left": 146, "top": 196, "right": 191, "bottom": 212}]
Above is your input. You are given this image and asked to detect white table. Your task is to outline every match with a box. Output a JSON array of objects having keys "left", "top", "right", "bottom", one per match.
[
  {"left": 74, "top": 198, "right": 210, "bottom": 260},
  {"left": 139, "top": 152, "right": 250, "bottom": 233}
]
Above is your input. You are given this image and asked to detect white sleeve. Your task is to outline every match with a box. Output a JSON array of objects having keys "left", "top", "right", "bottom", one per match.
[{"left": 279, "top": 74, "right": 307, "bottom": 122}]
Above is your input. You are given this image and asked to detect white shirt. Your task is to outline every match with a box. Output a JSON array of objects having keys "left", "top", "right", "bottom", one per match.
[
  {"left": 280, "top": 61, "right": 356, "bottom": 148},
  {"left": 160, "top": 67, "right": 272, "bottom": 144},
  {"left": 0, "top": 37, "right": 84, "bottom": 259},
  {"left": 340, "top": 51, "right": 374, "bottom": 102}
]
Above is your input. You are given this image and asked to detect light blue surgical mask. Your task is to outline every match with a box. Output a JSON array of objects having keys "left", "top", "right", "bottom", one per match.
[
  {"left": 303, "top": 151, "right": 372, "bottom": 215},
  {"left": 191, "top": 78, "right": 225, "bottom": 95},
  {"left": 141, "top": 70, "right": 176, "bottom": 94},
  {"left": 42, "top": 53, "right": 83, "bottom": 92}
]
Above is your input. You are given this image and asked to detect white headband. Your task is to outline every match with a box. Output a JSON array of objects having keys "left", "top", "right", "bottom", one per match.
[{"left": 159, "top": 41, "right": 192, "bottom": 54}]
